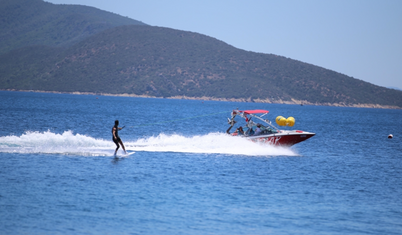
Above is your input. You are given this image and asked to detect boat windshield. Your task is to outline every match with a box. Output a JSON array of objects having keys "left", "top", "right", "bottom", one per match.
[{"left": 244, "top": 124, "right": 279, "bottom": 136}]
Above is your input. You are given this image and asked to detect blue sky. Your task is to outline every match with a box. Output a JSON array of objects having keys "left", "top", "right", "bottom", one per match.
[{"left": 46, "top": 0, "right": 402, "bottom": 89}]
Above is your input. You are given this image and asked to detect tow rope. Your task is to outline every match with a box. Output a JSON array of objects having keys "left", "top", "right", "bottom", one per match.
[{"left": 128, "top": 111, "right": 229, "bottom": 128}]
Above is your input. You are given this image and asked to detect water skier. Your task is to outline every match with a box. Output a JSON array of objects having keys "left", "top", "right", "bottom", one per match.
[{"left": 112, "top": 120, "right": 126, "bottom": 155}]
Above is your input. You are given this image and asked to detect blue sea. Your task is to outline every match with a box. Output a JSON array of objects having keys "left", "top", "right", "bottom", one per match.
[{"left": 0, "top": 90, "right": 401, "bottom": 234}]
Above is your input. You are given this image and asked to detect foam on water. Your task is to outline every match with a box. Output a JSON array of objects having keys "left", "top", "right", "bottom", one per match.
[
  {"left": 127, "top": 132, "right": 297, "bottom": 156},
  {"left": 0, "top": 130, "right": 112, "bottom": 156},
  {"left": 0, "top": 131, "right": 297, "bottom": 156}
]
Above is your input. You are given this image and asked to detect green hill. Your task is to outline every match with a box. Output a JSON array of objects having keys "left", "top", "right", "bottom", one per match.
[
  {"left": 1, "top": 1, "right": 401, "bottom": 109},
  {"left": 0, "top": 0, "right": 145, "bottom": 54}
]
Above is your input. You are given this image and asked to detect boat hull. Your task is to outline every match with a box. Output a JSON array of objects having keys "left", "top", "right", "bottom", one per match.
[{"left": 245, "top": 131, "right": 315, "bottom": 146}]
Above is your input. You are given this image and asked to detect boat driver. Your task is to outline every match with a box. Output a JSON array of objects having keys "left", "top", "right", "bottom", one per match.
[{"left": 254, "top": 124, "right": 262, "bottom": 136}]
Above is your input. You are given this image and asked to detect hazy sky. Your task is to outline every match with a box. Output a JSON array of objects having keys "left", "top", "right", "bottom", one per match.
[{"left": 46, "top": 0, "right": 402, "bottom": 89}]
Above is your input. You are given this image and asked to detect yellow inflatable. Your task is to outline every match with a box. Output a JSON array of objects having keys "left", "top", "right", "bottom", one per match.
[
  {"left": 275, "top": 116, "right": 287, "bottom": 126},
  {"left": 276, "top": 116, "right": 296, "bottom": 126}
]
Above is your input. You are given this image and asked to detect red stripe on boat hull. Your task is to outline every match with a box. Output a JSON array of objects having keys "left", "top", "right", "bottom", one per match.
[{"left": 248, "top": 133, "right": 315, "bottom": 146}]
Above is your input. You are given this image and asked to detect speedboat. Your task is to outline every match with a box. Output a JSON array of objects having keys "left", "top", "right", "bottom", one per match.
[{"left": 226, "top": 109, "right": 315, "bottom": 146}]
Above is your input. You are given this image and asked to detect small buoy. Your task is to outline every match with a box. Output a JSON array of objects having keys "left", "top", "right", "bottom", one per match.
[{"left": 388, "top": 134, "right": 393, "bottom": 139}]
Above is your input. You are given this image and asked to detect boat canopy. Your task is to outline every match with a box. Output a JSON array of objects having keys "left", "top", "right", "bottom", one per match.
[{"left": 241, "top": 110, "right": 269, "bottom": 114}]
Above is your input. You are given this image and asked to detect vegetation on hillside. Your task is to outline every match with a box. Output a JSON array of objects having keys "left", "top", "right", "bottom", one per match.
[
  {"left": 0, "top": 0, "right": 145, "bottom": 54},
  {"left": 1, "top": 25, "right": 402, "bottom": 108}
]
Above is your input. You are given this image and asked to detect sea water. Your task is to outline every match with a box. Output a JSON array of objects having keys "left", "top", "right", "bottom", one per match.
[{"left": 0, "top": 91, "right": 401, "bottom": 234}]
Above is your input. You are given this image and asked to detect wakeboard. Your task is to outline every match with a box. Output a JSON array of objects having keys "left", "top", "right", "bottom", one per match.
[{"left": 114, "top": 151, "right": 135, "bottom": 158}]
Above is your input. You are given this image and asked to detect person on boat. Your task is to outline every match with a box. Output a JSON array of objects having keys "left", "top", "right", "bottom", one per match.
[
  {"left": 112, "top": 120, "right": 126, "bottom": 155},
  {"left": 254, "top": 124, "right": 262, "bottom": 136},
  {"left": 226, "top": 125, "right": 244, "bottom": 136},
  {"left": 244, "top": 126, "right": 254, "bottom": 136},
  {"left": 235, "top": 126, "right": 244, "bottom": 135}
]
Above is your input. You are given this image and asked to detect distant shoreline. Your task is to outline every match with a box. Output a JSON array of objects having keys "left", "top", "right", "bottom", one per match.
[{"left": 2, "top": 89, "right": 401, "bottom": 109}]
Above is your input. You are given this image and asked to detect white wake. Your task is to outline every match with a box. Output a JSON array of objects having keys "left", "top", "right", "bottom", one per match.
[{"left": 0, "top": 131, "right": 297, "bottom": 156}]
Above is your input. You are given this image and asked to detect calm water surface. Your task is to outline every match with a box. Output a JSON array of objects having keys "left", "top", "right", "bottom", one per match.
[{"left": 0, "top": 91, "right": 401, "bottom": 234}]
